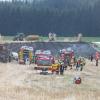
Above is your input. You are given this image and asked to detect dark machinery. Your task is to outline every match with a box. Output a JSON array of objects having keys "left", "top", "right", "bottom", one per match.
[
  {"left": 0, "top": 45, "right": 11, "bottom": 63},
  {"left": 13, "top": 33, "right": 25, "bottom": 41}
]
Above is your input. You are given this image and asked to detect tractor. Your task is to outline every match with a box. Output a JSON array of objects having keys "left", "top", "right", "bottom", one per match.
[{"left": 13, "top": 33, "right": 25, "bottom": 41}]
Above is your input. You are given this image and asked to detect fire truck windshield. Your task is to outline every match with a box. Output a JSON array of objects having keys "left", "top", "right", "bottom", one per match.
[{"left": 37, "top": 59, "right": 52, "bottom": 65}]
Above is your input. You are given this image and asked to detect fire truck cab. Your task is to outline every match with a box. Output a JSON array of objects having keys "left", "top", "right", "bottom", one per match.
[
  {"left": 35, "top": 50, "right": 54, "bottom": 66},
  {"left": 59, "top": 48, "right": 74, "bottom": 61}
]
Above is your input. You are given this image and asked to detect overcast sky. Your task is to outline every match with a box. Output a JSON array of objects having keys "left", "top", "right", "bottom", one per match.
[
  {"left": 0, "top": 0, "right": 12, "bottom": 1},
  {"left": 0, "top": 0, "right": 40, "bottom": 1},
  {"left": 0, "top": 0, "right": 43, "bottom": 2}
]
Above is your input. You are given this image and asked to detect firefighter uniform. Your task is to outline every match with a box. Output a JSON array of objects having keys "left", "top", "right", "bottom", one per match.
[{"left": 51, "top": 63, "right": 60, "bottom": 74}]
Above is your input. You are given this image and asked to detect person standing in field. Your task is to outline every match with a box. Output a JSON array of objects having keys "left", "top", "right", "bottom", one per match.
[
  {"left": 60, "top": 63, "right": 64, "bottom": 75},
  {"left": 96, "top": 59, "right": 98, "bottom": 66},
  {"left": 95, "top": 52, "right": 99, "bottom": 66},
  {"left": 90, "top": 54, "right": 93, "bottom": 62},
  {"left": 76, "top": 59, "right": 80, "bottom": 71},
  {"left": 80, "top": 58, "right": 84, "bottom": 71}
]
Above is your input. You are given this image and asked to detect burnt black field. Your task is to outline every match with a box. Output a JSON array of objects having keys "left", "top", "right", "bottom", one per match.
[{"left": 4, "top": 42, "right": 96, "bottom": 57}]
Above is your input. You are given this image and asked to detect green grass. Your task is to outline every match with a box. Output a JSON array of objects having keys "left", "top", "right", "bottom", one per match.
[
  {"left": 3, "top": 36, "right": 14, "bottom": 41},
  {"left": 2, "top": 36, "right": 100, "bottom": 42},
  {"left": 82, "top": 37, "right": 100, "bottom": 42},
  {"left": 40, "top": 37, "right": 100, "bottom": 42}
]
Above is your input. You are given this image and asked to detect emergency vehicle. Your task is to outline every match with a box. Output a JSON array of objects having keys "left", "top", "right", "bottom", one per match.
[
  {"left": 35, "top": 50, "right": 54, "bottom": 66},
  {"left": 18, "top": 46, "right": 34, "bottom": 64},
  {"left": 59, "top": 48, "right": 74, "bottom": 65},
  {"left": 34, "top": 50, "right": 55, "bottom": 74}
]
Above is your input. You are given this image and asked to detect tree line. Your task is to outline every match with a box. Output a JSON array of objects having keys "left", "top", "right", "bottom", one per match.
[{"left": 0, "top": 0, "right": 100, "bottom": 36}]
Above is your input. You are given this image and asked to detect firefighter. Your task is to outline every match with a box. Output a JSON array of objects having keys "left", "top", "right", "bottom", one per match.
[
  {"left": 66, "top": 55, "right": 70, "bottom": 66},
  {"left": 80, "top": 57, "right": 85, "bottom": 71},
  {"left": 95, "top": 58, "right": 98, "bottom": 66},
  {"left": 70, "top": 57, "right": 75, "bottom": 70},
  {"left": 76, "top": 61, "right": 79, "bottom": 71},
  {"left": 63, "top": 59, "right": 67, "bottom": 70},
  {"left": 8, "top": 55, "right": 11, "bottom": 62},
  {"left": 80, "top": 59, "right": 83, "bottom": 71},
  {"left": 51, "top": 63, "right": 60, "bottom": 74},
  {"left": 90, "top": 55, "right": 93, "bottom": 62},
  {"left": 56, "top": 64, "right": 60, "bottom": 75},
  {"left": 60, "top": 63, "right": 64, "bottom": 75},
  {"left": 76, "top": 59, "right": 80, "bottom": 71},
  {"left": 58, "top": 59, "right": 63, "bottom": 65},
  {"left": 73, "top": 56, "right": 77, "bottom": 66},
  {"left": 95, "top": 52, "right": 99, "bottom": 66}
]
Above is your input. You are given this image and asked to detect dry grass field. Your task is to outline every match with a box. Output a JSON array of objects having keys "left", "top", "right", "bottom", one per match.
[{"left": 0, "top": 60, "right": 100, "bottom": 100}]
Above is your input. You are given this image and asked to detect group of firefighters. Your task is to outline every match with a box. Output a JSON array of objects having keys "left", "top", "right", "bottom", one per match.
[
  {"left": 51, "top": 55, "right": 86, "bottom": 75},
  {"left": 51, "top": 51, "right": 100, "bottom": 75},
  {"left": 18, "top": 46, "right": 99, "bottom": 75}
]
